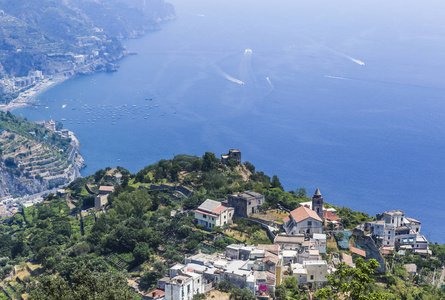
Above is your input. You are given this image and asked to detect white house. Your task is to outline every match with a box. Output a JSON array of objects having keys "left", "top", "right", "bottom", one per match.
[
  {"left": 304, "top": 260, "right": 328, "bottom": 288},
  {"left": 283, "top": 206, "right": 323, "bottom": 235},
  {"left": 194, "top": 199, "right": 234, "bottom": 230}
]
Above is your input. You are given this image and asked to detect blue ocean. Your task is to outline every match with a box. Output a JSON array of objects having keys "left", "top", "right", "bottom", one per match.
[{"left": 14, "top": 0, "right": 445, "bottom": 243}]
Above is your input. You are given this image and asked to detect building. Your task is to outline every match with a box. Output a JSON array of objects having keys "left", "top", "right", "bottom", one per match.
[
  {"left": 164, "top": 272, "right": 204, "bottom": 300},
  {"left": 311, "top": 189, "right": 323, "bottom": 220},
  {"left": 304, "top": 260, "right": 328, "bottom": 288},
  {"left": 99, "top": 186, "right": 115, "bottom": 195},
  {"left": 95, "top": 195, "right": 109, "bottom": 208},
  {"left": 194, "top": 199, "right": 234, "bottom": 230},
  {"left": 311, "top": 234, "right": 327, "bottom": 254},
  {"left": 367, "top": 210, "right": 429, "bottom": 252},
  {"left": 273, "top": 234, "right": 305, "bottom": 250},
  {"left": 221, "top": 149, "right": 242, "bottom": 165},
  {"left": 226, "top": 191, "right": 264, "bottom": 218},
  {"left": 283, "top": 206, "right": 323, "bottom": 235},
  {"left": 94, "top": 186, "right": 115, "bottom": 208}
]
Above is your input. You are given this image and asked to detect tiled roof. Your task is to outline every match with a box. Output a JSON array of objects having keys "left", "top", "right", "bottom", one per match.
[
  {"left": 194, "top": 209, "right": 218, "bottom": 218},
  {"left": 406, "top": 217, "right": 421, "bottom": 224},
  {"left": 283, "top": 216, "right": 290, "bottom": 223},
  {"left": 213, "top": 205, "right": 228, "bottom": 214},
  {"left": 350, "top": 246, "right": 366, "bottom": 257},
  {"left": 289, "top": 206, "right": 322, "bottom": 223},
  {"left": 99, "top": 186, "right": 114, "bottom": 192}
]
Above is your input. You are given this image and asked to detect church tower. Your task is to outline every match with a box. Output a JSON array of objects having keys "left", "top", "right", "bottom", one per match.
[{"left": 312, "top": 188, "right": 323, "bottom": 219}]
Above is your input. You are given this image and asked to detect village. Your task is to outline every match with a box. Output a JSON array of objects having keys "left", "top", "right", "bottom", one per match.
[
  {"left": 86, "top": 150, "right": 431, "bottom": 300},
  {"left": 0, "top": 147, "right": 438, "bottom": 299}
]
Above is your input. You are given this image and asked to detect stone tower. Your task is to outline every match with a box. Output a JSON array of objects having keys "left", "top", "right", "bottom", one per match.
[{"left": 312, "top": 188, "right": 323, "bottom": 219}]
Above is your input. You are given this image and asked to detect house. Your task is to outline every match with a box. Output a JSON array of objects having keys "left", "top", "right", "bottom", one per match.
[
  {"left": 194, "top": 199, "right": 234, "bottom": 230},
  {"left": 226, "top": 191, "right": 264, "bottom": 218},
  {"left": 304, "top": 260, "right": 328, "bottom": 288},
  {"left": 273, "top": 234, "right": 305, "bottom": 250},
  {"left": 221, "top": 149, "right": 242, "bottom": 165},
  {"left": 311, "top": 234, "right": 327, "bottom": 254},
  {"left": 99, "top": 186, "right": 114, "bottom": 195},
  {"left": 164, "top": 273, "right": 204, "bottom": 300},
  {"left": 94, "top": 186, "right": 114, "bottom": 208},
  {"left": 283, "top": 206, "right": 323, "bottom": 235},
  {"left": 291, "top": 263, "right": 308, "bottom": 285},
  {"left": 143, "top": 289, "right": 165, "bottom": 300},
  {"left": 368, "top": 210, "right": 428, "bottom": 251}
]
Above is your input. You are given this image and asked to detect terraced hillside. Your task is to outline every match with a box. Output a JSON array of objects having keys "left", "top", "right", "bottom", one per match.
[{"left": 0, "top": 111, "right": 84, "bottom": 197}]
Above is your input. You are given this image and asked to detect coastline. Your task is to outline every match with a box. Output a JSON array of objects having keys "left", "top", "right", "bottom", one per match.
[{"left": 0, "top": 75, "right": 70, "bottom": 112}]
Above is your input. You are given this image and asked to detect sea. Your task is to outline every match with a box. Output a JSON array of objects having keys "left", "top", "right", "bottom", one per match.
[{"left": 13, "top": 0, "right": 445, "bottom": 243}]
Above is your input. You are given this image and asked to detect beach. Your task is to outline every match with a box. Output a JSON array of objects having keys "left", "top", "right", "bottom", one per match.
[{"left": 0, "top": 76, "right": 70, "bottom": 112}]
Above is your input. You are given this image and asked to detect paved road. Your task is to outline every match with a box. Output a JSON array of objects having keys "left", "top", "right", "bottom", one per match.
[{"left": 69, "top": 145, "right": 81, "bottom": 180}]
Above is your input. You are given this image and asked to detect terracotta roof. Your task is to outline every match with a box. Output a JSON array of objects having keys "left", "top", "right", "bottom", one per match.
[
  {"left": 144, "top": 289, "right": 165, "bottom": 299},
  {"left": 406, "top": 217, "right": 421, "bottom": 224},
  {"left": 262, "top": 251, "right": 280, "bottom": 265},
  {"left": 99, "top": 186, "right": 114, "bottom": 192},
  {"left": 194, "top": 209, "right": 218, "bottom": 218},
  {"left": 350, "top": 246, "right": 366, "bottom": 257},
  {"left": 258, "top": 244, "right": 280, "bottom": 254},
  {"left": 289, "top": 206, "right": 322, "bottom": 223},
  {"left": 213, "top": 205, "right": 228, "bottom": 214},
  {"left": 283, "top": 216, "right": 290, "bottom": 223}
]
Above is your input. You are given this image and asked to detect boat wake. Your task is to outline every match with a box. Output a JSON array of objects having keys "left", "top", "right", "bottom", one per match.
[
  {"left": 345, "top": 56, "right": 365, "bottom": 66},
  {"left": 219, "top": 70, "right": 244, "bottom": 85},
  {"left": 324, "top": 75, "right": 349, "bottom": 80}
]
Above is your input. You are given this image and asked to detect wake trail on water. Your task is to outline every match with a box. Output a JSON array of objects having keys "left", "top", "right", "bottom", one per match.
[
  {"left": 324, "top": 75, "right": 350, "bottom": 80},
  {"left": 219, "top": 70, "right": 244, "bottom": 85},
  {"left": 345, "top": 55, "right": 365, "bottom": 66},
  {"left": 266, "top": 77, "right": 274, "bottom": 88}
]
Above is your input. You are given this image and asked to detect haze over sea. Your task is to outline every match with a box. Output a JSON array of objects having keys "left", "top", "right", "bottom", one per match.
[{"left": 14, "top": 0, "right": 445, "bottom": 243}]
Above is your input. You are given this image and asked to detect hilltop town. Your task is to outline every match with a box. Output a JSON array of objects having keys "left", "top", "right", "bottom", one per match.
[{"left": 0, "top": 149, "right": 443, "bottom": 299}]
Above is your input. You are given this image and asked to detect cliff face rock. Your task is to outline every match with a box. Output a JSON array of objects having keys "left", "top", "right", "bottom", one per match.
[{"left": 0, "top": 164, "right": 47, "bottom": 198}]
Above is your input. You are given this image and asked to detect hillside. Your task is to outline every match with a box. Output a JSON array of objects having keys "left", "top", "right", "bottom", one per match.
[
  {"left": 0, "top": 153, "right": 443, "bottom": 299},
  {"left": 0, "top": 0, "right": 175, "bottom": 104},
  {"left": 0, "top": 111, "right": 84, "bottom": 198}
]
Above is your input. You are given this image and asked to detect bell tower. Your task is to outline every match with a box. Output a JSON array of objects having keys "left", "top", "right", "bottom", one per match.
[{"left": 312, "top": 188, "right": 323, "bottom": 219}]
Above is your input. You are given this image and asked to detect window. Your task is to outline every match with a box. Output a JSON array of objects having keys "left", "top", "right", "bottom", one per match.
[
  {"left": 308, "top": 221, "right": 312, "bottom": 226},
  {"left": 224, "top": 215, "right": 226, "bottom": 219},
  {"left": 203, "top": 214, "right": 206, "bottom": 219},
  {"left": 388, "top": 231, "right": 390, "bottom": 234},
  {"left": 310, "top": 275, "right": 314, "bottom": 280},
  {"left": 187, "top": 285, "right": 190, "bottom": 293},
  {"left": 387, "top": 242, "right": 389, "bottom": 245}
]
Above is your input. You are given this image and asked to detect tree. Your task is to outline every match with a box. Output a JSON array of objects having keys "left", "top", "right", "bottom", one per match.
[
  {"left": 230, "top": 287, "right": 256, "bottom": 300},
  {"left": 94, "top": 169, "right": 106, "bottom": 183},
  {"left": 314, "top": 258, "right": 388, "bottom": 300},
  {"left": 296, "top": 188, "right": 307, "bottom": 197},
  {"left": 275, "top": 275, "right": 300, "bottom": 300},
  {"left": 201, "top": 152, "right": 218, "bottom": 172},
  {"left": 271, "top": 175, "right": 283, "bottom": 190}
]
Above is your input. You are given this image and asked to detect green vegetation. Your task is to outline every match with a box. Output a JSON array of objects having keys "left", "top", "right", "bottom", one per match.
[
  {"left": 315, "top": 258, "right": 388, "bottom": 300},
  {"left": 0, "top": 151, "right": 443, "bottom": 299},
  {"left": 0, "top": 0, "right": 174, "bottom": 81}
]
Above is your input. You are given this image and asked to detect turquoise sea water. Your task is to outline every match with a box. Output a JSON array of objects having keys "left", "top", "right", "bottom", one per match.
[{"left": 14, "top": 0, "right": 445, "bottom": 243}]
